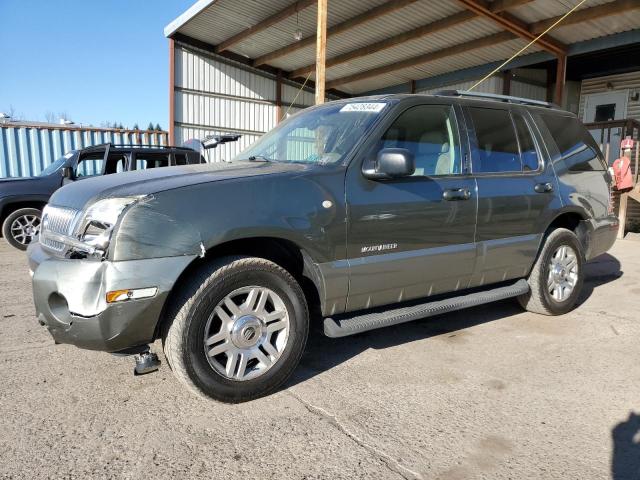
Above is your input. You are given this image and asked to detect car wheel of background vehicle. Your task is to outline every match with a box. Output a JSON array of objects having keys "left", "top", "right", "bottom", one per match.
[
  {"left": 162, "top": 256, "right": 309, "bottom": 403},
  {"left": 2, "top": 208, "right": 42, "bottom": 251},
  {"left": 518, "top": 228, "right": 585, "bottom": 315}
]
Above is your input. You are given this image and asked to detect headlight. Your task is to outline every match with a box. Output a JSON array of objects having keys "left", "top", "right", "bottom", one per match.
[{"left": 75, "top": 196, "right": 147, "bottom": 255}]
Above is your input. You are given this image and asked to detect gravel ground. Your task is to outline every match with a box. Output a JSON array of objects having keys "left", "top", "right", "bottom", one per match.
[{"left": 0, "top": 240, "right": 639, "bottom": 479}]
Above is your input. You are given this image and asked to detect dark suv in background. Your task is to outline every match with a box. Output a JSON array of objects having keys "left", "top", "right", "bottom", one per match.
[
  {"left": 0, "top": 144, "right": 204, "bottom": 249},
  {"left": 28, "top": 92, "right": 617, "bottom": 402}
]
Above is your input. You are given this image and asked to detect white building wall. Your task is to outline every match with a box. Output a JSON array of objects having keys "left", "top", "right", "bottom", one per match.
[
  {"left": 173, "top": 43, "right": 316, "bottom": 162},
  {"left": 578, "top": 71, "right": 640, "bottom": 122}
]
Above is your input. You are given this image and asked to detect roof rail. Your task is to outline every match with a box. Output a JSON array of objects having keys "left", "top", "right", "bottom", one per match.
[
  {"left": 83, "top": 143, "right": 188, "bottom": 150},
  {"left": 436, "top": 90, "right": 558, "bottom": 109}
]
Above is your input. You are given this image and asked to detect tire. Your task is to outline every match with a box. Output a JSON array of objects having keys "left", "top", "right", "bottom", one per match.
[
  {"left": 162, "top": 256, "right": 309, "bottom": 403},
  {"left": 2, "top": 208, "right": 42, "bottom": 251},
  {"left": 518, "top": 228, "right": 585, "bottom": 315}
]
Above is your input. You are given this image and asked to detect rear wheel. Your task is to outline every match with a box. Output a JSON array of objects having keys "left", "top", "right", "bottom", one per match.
[
  {"left": 518, "top": 228, "right": 584, "bottom": 315},
  {"left": 162, "top": 256, "right": 309, "bottom": 403},
  {"left": 2, "top": 208, "right": 42, "bottom": 250}
]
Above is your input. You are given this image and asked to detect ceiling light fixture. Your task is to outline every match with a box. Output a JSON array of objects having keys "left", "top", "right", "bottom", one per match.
[{"left": 294, "top": 5, "right": 303, "bottom": 41}]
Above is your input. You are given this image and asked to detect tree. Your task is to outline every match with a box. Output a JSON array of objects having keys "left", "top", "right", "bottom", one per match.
[
  {"left": 147, "top": 122, "right": 155, "bottom": 131},
  {"left": 133, "top": 123, "right": 140, "bottom": 130},
  {"left": 155, "top": 123, "right": 162, "bottom": 131},
  {"left": 44, "top": 111, "right": 56, "bottom": 123},
  {"left": 118, "top": 123, "right": 124, "bottom": 130}
]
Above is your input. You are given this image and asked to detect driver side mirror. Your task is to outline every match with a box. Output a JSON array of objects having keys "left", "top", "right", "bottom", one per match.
[
  {"left": 363, "top": 148, "right": 415, "bottom": 179},
  {"left": 61, "top": 166, "right": 74, "bottom": 180}
]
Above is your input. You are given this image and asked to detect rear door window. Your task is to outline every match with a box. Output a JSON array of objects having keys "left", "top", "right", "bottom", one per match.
[
  {"left": 541, "top": 114, "right": 606, "bottom": 171},
  {"left": 104, "top": 153, "right": 127, "bottom": 174},
  {"left": 174, "top": 153, "right": 188, "bottom": 165},
  {"left": 513, "top": 113, "right": 539, "bottom": 171},
  {"left": 135, "top": 153, "right": 171, "bottom": 170},
  {"left": 468, "top": 107, "right": 521, "bottom": 173}
]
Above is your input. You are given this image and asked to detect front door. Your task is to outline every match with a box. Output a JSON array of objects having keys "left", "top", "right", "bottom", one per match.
[
  {"left": 583, "top": 90, "right": 629, "bottom": 162},
  {"left": 345, "top": 103, "right": 477, "bottom": 312},
  {"left": 463, "top": 105, "right": 560, "bottom": 287}
]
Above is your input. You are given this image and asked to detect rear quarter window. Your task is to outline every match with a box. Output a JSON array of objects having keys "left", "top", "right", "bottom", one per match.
[{"left": 540, "top": 114, "right": 606, "bottom": 171}]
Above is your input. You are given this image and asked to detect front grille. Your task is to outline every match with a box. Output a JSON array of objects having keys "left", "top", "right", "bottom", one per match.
[{"left": 40, "top": 205, "right": 80, "bottom": 252}]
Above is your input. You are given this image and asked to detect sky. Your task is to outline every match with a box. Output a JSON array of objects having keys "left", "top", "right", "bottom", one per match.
[{"left": 0, "top": 0, "right": 195, "bottom": 129}]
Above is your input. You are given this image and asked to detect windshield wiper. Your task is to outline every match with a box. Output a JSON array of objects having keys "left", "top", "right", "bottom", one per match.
[{"left": 248, "top": 155, "right": 272, "bottom": 162}]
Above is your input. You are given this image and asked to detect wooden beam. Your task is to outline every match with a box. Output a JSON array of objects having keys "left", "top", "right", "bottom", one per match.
[
  {"left": 215, "top": 0, "right": 317, "bottom": 53},
  {"left": 254, "top": 0, "right": 419, "bottom": 67},
  {"left": 530, "top": 0, "right": 640, "bottom": 35},
  {"left": 326, "top": 31, "right": 515, "bottom": 89},
  {"left": 554, "top": 54, "right": 566, "bottom": 106},
  {"left": 315, "top": 0, "right": 328, "bottom": 104},
  {"left": 168, "top": 38, "right": 175, "bottom": 146},
  {"left": 456, "top": 0, "right": 567, "bottom": 56},
  {"left": 276, "top": 69, "right": 283, "bottom": 123},
  {"left": 291, "top": 10, "right": 476, "bottom": 79}
]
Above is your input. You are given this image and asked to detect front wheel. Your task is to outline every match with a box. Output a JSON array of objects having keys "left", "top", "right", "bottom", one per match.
[
  {"left": 518, "top": 228, "right": 585, "bottom": 315},
  {"left": 2, "top": 208, "right": 42, "bottom": 250},
  {"left": 162, "top": 256, "right": 309, "bottom": 403}
]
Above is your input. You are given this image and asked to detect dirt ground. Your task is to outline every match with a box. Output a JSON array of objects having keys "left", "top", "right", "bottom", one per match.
[{"left": 0, "top": 240, "right": 639, "bottom": 479}]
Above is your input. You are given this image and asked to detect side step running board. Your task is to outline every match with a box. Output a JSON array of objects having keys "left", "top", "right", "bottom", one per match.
[{"left": 324, "top": 279, "right": 529, "bottom": 338}]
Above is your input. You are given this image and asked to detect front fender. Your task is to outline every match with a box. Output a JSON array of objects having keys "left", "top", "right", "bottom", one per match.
[{"left": 110, "top": 169, "right": 347, "bottom": 266}]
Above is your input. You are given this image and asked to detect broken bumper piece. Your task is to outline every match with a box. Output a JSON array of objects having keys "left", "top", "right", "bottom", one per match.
[{"left": 28, "top": 242, "right": 196, "bottom": 352}]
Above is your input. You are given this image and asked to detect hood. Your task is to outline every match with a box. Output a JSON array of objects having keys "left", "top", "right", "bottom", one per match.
[
  {"left": 0, "top": 175, "right": 57, "bottom": 197},
  {"left": 49, "top": 161, "right": 308, "bottom": 209},
  {"left": 0, "top": 176, "right": 36, "bottom": 182}
]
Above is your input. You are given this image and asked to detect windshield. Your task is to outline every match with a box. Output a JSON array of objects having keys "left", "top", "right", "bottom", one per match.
[
  {"left": 235, "top": 101, "right": 389, "bottom": 164},
  {"left": 38, "top": 152, "right": 73, "bottom": 177}
]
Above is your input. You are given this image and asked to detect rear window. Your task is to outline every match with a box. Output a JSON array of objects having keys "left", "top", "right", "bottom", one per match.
[{"left": 541, "top": 114, "right": 606, "bottom": 171}]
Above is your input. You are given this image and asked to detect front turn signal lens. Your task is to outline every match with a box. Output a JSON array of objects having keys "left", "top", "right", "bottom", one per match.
[{"left": 106, "top": 287, "right": 158, "bottom": 303}]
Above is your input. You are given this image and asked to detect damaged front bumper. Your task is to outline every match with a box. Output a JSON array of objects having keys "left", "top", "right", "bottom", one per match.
[{"left": 28, "top": 242, "right": 196, "bottom": 352}]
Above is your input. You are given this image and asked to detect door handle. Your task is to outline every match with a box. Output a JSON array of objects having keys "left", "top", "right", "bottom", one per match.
[
  {"left": 534, "top": 182, "right": 553, "bottom": 193},
  {"left": 443, "top": 188, "right": 471, "bottom": 201}
]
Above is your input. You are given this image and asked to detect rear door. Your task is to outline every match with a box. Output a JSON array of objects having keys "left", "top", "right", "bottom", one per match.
[
  {"left": 345, "top": 102, "right": 478, "bottom": 311},
  {"left": 463, "top": 105, "right": 561, "bottom": 287}
]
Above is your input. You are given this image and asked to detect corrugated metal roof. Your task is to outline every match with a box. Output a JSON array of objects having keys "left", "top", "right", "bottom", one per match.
[
  {"left": 339, "top": 38, "right": 542, "bottom": 93},
  {"left": 552, "top": 10, "right": 640, "bottom": 44},
  {"left": 509, "top": 0, "right": 613, "bottom": 23},
  {"left": 167, "top": 0, "right": 640, "bottom": 94}
]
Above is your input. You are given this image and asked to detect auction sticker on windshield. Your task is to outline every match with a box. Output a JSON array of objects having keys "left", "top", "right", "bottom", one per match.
[{"left": 340, "top": 103, "right": 386, "bottom": 113}]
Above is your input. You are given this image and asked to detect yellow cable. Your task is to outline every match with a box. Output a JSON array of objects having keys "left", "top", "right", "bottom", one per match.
[
  {"left": 468, "top": 0, "right": 588, "bottom": 92},
  {"left": 283, "top": 71, "right": 313, "bottom": 119}
]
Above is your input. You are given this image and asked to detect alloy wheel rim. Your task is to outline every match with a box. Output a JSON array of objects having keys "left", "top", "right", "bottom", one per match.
[
  {"left": 203, "top": 286, "right": 290, "bottom": 381},
  {"left": 547, "top": 245, "right": 579, "bottom": 302},
  {"left": 10, "top": 214, "right": 40, "bottom": 245}
]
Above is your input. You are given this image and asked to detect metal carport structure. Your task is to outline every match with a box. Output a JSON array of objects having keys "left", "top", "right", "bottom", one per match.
[{"left": 164, "top": 0, "right": 640, "bottom": 154}]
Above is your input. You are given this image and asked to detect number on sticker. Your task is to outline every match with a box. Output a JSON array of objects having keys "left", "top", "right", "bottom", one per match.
[{"left": 340, "top": 103, "right": 386, "bottom": 113}]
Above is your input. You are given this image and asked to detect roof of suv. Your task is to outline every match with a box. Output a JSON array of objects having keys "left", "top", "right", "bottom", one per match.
[{"left": 80, "top": 143, "right": 197, "bottom": 154}]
